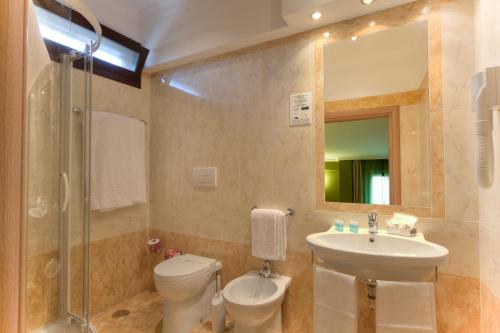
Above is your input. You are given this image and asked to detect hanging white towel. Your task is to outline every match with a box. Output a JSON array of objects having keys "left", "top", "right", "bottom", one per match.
[
  {"left": 251, "top": 208, "right": 287, "bottom": 261},
  {"left": 376, "top": 280, "right": 437, "bottom": 333},
  {"left": 91, "top": 111, "right": 147, "bottom": 211},
  {"left": 314, "top": 265, "right": 358, "bottom": 333}
]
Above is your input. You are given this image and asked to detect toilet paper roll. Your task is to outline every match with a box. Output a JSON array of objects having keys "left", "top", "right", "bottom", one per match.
[
  {"left": 148, "top": 238, "right": 162, "bottom": 254},
  {"left": 211, "top": 291, "right": 225, "bottom": 333}
]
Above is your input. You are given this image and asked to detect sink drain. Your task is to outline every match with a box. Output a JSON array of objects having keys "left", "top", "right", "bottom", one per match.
[{"left": 112, "top": 309, "right": 130, "bottom": 319}]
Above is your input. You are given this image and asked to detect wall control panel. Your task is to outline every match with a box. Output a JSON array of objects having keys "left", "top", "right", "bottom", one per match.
[
  {"left": 289, "top": 92, "right": 312, "bottom": 126},
  {"left": 192, "top": 167, "right": 218, "bottom": 188}
]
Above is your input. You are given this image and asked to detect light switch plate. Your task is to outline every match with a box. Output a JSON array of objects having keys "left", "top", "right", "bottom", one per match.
[{"left": 192, "top": 167, "right": 218, "bottom": 188}]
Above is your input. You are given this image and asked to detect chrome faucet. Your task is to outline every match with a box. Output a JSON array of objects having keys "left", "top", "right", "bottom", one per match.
[
  {"left": 368, "top": 212, "right": 378, "bottom": 243},
  {"left": 259, "top": 260, "right": 272, "bottom": 278}
]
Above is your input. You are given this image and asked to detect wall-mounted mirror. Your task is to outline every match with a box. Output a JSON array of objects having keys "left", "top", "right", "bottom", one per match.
[{"left": 323, "top": 21, "right": 431, "bottom": 207}]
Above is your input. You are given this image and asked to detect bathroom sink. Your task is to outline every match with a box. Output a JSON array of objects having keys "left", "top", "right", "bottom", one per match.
[{"left": 306, "top": 229, "right": 449, "bottom": 282}]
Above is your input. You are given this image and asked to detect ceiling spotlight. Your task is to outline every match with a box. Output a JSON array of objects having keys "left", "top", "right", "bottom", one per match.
[
  {"left": 422, "top": 7, "right": 430, "bottom": 14},
  {"left": 361, "top": 0, "right": 375, "bottom": 4},
  {"left": 311, "top": 11, "right": 323, "bottom": 20},
  {"left": 323, "top": 32, "right": 330, "bottom": 38},
  {"left": 369, "top": 20, "right": 376, "bottom": 27},
  {"left": 350, "top": 35, "right": 358, "bottom": 41}
]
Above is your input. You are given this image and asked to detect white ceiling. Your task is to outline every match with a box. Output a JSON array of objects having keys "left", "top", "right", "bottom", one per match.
[
  {"left": 325, "top": 21, "right": 428, "bottom": 101},
  {"left": 81, "top": 0, "right": 418, "bottom": 72},
  {"left": 325, "top": 118, "right": 389, "bottom": 161}
]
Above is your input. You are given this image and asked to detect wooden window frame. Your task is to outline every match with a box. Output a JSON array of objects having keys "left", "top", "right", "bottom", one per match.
[
  {"left": 33, "top": 0, "right": 149, "bottom": 88},
  {"left": 324, "top": 105, "right": 402, "bottom": 205}
]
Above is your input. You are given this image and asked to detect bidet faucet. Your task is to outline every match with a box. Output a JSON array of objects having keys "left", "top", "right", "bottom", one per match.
[
  {"left": 368, "top": 212, "right": 378, "bottom": 243},
  {"left": 259, "top": 260, "right": 272, "bottom": 278}
]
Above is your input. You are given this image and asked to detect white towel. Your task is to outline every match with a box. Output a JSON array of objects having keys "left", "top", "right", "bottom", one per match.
[
  {"left": 376, "top": 280, "right": 437, "bottom": 333},
  {"left": 314, "top": 266, "right": 358, "bottom": 333},
  {"left": 91, "top": 111, "right": 147, "bottom": 211},
  {"left": 251, "top": 208, "right": 286, "bottom": 261}
]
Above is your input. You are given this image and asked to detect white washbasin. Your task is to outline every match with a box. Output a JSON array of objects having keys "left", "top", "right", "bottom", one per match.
[{"left": 307, "top": 228, "right": 449, "bottom": 282}]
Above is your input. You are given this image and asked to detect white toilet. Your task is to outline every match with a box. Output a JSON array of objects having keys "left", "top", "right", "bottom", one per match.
[
  {"left": 224, "top": 271, "right": 291, "bottom": 333},
  {"left": 154, "top": 254, "right": 222, "bottom": 333}
]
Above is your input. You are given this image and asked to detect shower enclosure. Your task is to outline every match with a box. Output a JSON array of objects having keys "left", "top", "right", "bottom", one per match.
[{"left": 25, "top": 1, "right": 101, "bottom": 332}]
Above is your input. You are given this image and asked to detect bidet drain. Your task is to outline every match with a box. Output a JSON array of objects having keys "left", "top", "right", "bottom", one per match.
[{"left": 112, "top": 309, "right": 130, "bottom": 319}]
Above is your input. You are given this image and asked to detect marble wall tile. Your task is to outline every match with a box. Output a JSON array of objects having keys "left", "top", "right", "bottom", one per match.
[
  {"left": 148, "top": 2, "right": 482, "bottom": 329},
  {"left": 435, "top": 273, "right": 480, "bottom": 332},
  {"left": 440, "top": 0, "right": 479, "bottom": 222},
  {"left": 90, "top": 235, "right": 123, "bottom": 315},
  {"left": 150, "top": 0, "right": 476, "bottom": 255},
  {"left": 419, "top": 219, "right": 479, "bottom": 277},
  {"left": 481, "top": 283, "right": 500, "bottom": 332},
  {"left": 25, "top": 251, "right": 59, "bottom": 332},
  {"left": 475, "top": 0, "right": 500, "bottom": 328},
  {"left": 90, "top": 230, "right": 151, "bottom": 316}
]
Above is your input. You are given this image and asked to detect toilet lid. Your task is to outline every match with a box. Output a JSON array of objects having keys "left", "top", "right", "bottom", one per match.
[{"left": 154, "top": 254, "right": 216, "bottom": 281}]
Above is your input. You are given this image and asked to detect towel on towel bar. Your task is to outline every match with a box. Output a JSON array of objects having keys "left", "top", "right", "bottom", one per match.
[
  {"left": 91, "top": 111, "right": 147, "bottom": 211},
  {"left": 251, "top": 208, "right": 287, "bottom": 261},
  {"left": 376, "top": 280, "right": 437, "bottom": 333},
  {"left": 314, "top": 265, "right": 358, "bottom": 333}
]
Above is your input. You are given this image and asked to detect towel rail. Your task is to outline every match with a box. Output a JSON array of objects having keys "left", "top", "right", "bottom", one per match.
[
  {"left": 72, "top": 107, "right": 147, "bottom": 124},
  {"left": 251, "top": 206, "right": 295, "bottom": 216},
  {"left": 312, "top": 255, "right": 440, "bottom": 310}
]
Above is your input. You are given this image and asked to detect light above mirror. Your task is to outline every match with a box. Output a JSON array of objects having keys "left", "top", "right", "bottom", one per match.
[{"left": 312, "top": 11, "right": 323, "bottom": 20}]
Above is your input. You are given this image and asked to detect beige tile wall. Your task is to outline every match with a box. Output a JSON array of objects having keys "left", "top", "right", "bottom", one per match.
[
  {"left": 150, "top": 0, "right": 478, "bottom": 259},
  {"left": 474, "top": 0, "right": 500, "bottom": 329},
  {"left": 149, "top": 0, "right": 480, "bottom": 331}
]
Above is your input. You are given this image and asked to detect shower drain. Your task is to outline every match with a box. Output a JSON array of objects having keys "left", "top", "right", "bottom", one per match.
[{"left": 112, "top": 309, "right": 130, "bottom": 319}]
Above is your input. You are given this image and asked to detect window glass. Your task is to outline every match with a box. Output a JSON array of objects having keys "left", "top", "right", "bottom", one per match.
[
  {"left": 36, "top": 6, "right": 140, "bottom": 71},
  {"left": 370, "top": 175, "right": 390, "bottom": 205}
]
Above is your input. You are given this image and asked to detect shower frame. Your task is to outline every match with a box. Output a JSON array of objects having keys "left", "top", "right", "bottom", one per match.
[{"left": 57, "top": 48, "right": 93, "bottom": 331}]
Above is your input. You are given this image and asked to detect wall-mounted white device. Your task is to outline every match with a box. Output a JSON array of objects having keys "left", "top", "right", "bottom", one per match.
[
  {"left": 192, "top": 167, "right": 218, "bottom": 188},
  {"left": 472, "top": 66, "right": 500, "bottom": 188}
]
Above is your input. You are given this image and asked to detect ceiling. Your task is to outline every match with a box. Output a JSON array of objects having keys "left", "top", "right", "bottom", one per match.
[
  {"left": 81, "top": 0, "right": 418, "bottom": 72},
  {"left": 325, "top": 118, "right": 389, "bottom": 161},
  {"left": 324, "top": 21, "right": 428, "bottom": 101}
]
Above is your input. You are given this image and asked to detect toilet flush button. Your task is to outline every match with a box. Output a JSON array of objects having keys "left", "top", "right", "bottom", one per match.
[{"left": 192, "top": 167, "right": 218, "bottom": 188}]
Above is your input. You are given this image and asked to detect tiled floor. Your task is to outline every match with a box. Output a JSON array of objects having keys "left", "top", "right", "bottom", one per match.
[{"left": 91, "top": 291, "right": 233, "bottom": 333}]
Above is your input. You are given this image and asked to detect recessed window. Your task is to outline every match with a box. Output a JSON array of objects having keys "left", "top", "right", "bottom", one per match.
[
  {"left": 34, "top": 0, "right": 149, "bottom": 88},
  {"left": 370, "top": 175, "right": 390, "bottom": 205}
]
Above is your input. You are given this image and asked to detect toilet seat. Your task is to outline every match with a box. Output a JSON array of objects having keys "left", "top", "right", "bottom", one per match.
[{"left": 154, "top": 254, "right": 216, "bottom": 282}]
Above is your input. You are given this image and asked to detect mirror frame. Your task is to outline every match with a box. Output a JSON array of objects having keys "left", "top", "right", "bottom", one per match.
[{"left": 314, "top": 4, "right": 444, "bottom": 218}]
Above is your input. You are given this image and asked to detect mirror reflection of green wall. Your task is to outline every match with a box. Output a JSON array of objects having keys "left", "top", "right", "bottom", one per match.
[{"left": 325, "top": 118, "right": 390, "bottom": 205}]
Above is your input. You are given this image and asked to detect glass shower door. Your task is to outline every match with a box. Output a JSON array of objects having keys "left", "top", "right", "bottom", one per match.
[{"left": 25, "top": 44, "right": 93, "bottom": 333}]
